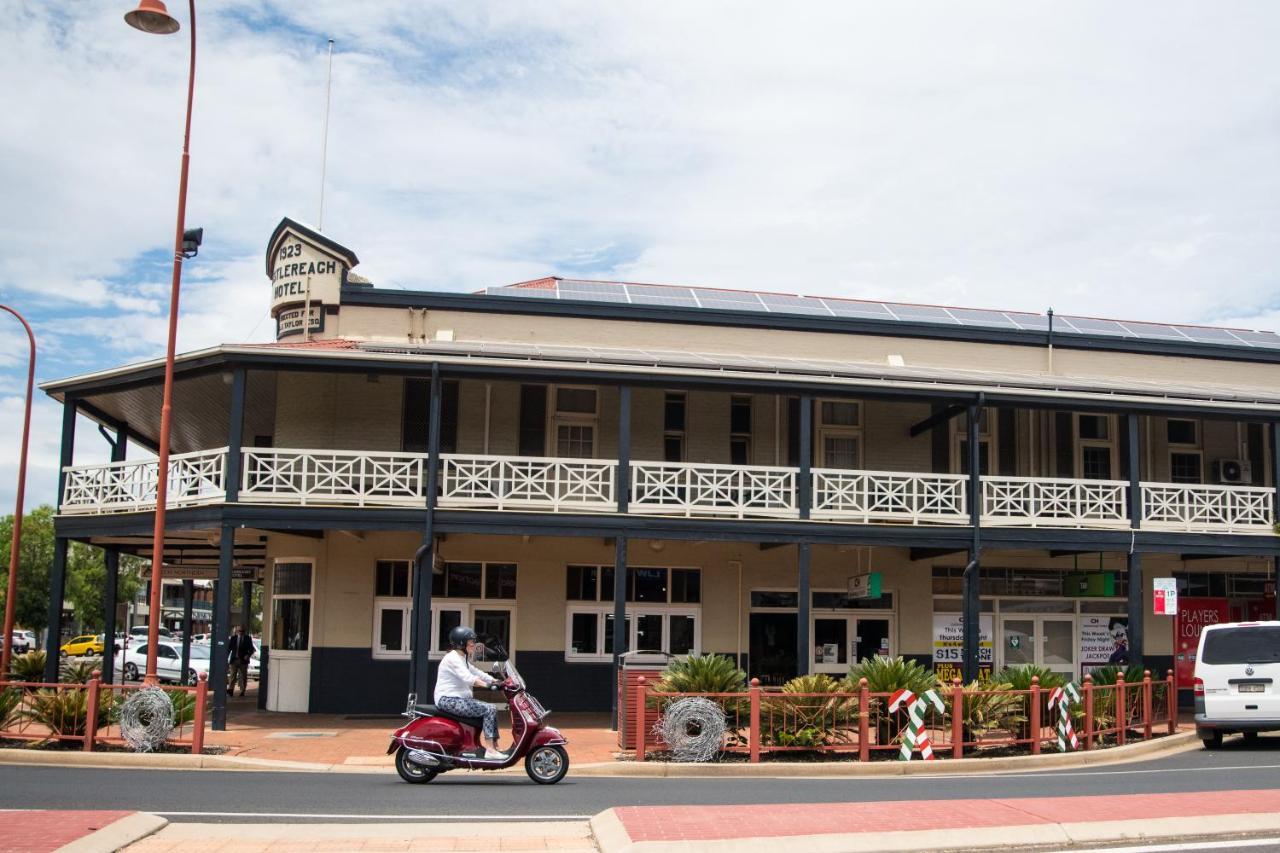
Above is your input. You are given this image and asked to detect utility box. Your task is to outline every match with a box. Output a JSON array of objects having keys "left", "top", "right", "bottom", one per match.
[{"left": 616, "top": 650, "right": 671, "bottom": 751}]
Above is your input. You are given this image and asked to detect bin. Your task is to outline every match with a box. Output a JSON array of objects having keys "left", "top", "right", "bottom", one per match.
[{"left": 616, "top": 650, "right": 672, "bottom": 751}]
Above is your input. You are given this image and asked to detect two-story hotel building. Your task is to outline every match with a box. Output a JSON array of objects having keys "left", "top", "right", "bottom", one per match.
[{"left": 41, "top": 219, "right": 1280, "bottom": 728}]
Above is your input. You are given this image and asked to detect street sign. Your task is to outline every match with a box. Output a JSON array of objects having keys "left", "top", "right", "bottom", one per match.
[
  {"left": 141, "top": 565, "right": 261, "bottom": 582},
  {"left": 1153, "top": 577, "right": 1178, "bottom": 616},
  {"left": 847, "top": 572, "right": 882, "bottom": 600}
]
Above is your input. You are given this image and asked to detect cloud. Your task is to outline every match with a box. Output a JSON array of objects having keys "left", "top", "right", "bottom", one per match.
[{"left": 4, "top": 1, "right": 1280, "bottom": 514}]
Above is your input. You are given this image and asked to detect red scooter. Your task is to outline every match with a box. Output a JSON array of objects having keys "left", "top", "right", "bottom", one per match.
[{"left": 388, "top": 656, "right": 569, "bottom": 784}]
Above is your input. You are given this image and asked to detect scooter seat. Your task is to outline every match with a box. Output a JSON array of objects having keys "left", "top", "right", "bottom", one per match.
[{"left": 415, "top": 703, "right": 486, "bottom": 731}]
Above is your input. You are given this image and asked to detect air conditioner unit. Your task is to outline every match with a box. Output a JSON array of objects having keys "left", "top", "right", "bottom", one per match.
[{"left": 1212, "top": 459, "right": 1252, "bottom": 485}]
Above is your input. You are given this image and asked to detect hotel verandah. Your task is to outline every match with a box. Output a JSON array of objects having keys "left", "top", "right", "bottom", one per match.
[{"left": 39, "top": 218, "right": 1280, "bottom": 727}]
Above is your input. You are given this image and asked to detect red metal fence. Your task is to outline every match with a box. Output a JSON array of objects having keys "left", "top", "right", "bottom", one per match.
[
  {"left": 0, "top": 671, "right": 208, "bottom": 753},
  {"left": 634, "top": 670, "right": 1176, "bottom": 762}
]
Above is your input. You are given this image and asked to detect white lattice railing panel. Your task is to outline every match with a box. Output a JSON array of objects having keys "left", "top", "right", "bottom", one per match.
[
  {"left": 1141, "top": 483, "right": 1274, "bottom": 533},
  {"left": 60, "top": 448, "right": 227, "bottom": 515},
  {"left": 630, "top": 461, "right": 798, "bottom": 519},
  {"left": 240, "top": 449, "right": 429, "bottom": 507},
  {"left": 982, "top": 476, "right": 1129, "bottom": 528},
  {"left": 811, "top": 469, "right": 969, "bottom": 524},
  {"left": 439, "top": 455, "right": 616, "bottom": 512}
]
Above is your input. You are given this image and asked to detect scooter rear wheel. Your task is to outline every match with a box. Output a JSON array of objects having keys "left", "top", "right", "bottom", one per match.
[
  {"left": 395, "top": 746, "right": 439, "bottom": 784},
  {"left": 525, "top": 744, "right": 569, "bottom": 784}
]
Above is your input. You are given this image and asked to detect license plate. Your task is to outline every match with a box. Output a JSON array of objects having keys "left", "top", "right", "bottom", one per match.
[{"left": 1239, "top": 683, "right": 1265, "bottom": 693}]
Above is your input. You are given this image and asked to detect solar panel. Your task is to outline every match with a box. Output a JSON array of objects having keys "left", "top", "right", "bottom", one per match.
[{"left": 480, "top": 280, "right": 1278, "bottom": 353}]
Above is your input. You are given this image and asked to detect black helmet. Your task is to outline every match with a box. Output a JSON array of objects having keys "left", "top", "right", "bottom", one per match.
[{"left": 448, "top": 625, "right": 477, "bottom": 650}]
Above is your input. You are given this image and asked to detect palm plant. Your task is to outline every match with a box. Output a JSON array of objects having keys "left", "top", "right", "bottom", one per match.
[
  {"left": 8, "top": 650, "right": 47, "bottom": 684},
  {"left": 762, "top": 674, "right": 856, "bottom": 747},
  {"left": 991, "top": 664, "right": 1066, "bottom": 692},
  {"left": 22, "top": 689, "right": 92, "bottom": 738},
  {"left": 169, "top": 689, "right": 197, "bottom": 727},
  {"left": 0, "top": 686, "right": 22, "bottom": 730},
  {"left": 60, "top": 659, "right": 102, "bottom": 685},
  {"left": 952, "top": 680, "right": 1025, "bottom": 741},
  {"left": 653, "top": 654, "right": 747, "bottom": 694},
  {"left": 845, "top": 656, "right": 938, "bottom": 748}
]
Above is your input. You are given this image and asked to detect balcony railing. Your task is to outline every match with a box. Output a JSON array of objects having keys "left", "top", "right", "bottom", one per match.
[
  {"left": 1141, "top": 483, "right": 1274, "bottom": 533},
  {"left": 241, "top": 448, "right": 428, "bottom": 507},
  {"left": 439, "top": 454, "right": 616, "bottom": 512},
  {"left": 630, "top": 461, "right": 797, "bottom": 519},
  {"left": 982, "top": 476, "right": 1129, "bottom": 528},
  {"left": 60, "top": 448, "right": 227, "bottom": 515},
  {"left": 812, "top": 469, "right": 968, "bottom": 524},
  {"left": 58, "top": 449, "right": 1277, "bottom": 534}
]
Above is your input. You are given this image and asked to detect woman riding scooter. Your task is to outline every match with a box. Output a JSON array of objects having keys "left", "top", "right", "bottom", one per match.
[{"left": 435, "top": 625, "right": 505, "bottom": 760}]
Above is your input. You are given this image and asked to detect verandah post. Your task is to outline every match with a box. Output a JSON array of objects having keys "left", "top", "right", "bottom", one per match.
[
  {"left": 83, "top": 671, "right": 101, "bottom": 752},
  {"left": 635, "top": 676, "right": 647, "bottom": 762},
  {"left": 951, "top": 678, "right": 963, "bottom": 759},
  {"left": 1029, "top": 676, "right": 1041, "bottom": 755},
  {"left": 749, "top": 678, "right": 761, "bottom": 763},
  {"left": 858, "top": 677, "right": 870, "bottom": 762}
]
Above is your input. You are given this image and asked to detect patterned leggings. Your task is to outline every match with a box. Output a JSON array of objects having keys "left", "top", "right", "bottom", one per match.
[{"left": 437, "top": 695, "right": 498, "bottom": 741}]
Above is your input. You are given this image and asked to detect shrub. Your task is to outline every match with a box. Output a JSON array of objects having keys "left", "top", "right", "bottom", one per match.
[
  {"left": 990, "top": 664, "right": 1066, "bottom": 692},
  {"left": 23, "top": 689, "right": 92, "bottom": 738},
  {"left": 953, "top": 680, "right": 1025, "bottom": 739},
  {"left": 761, "top": 674, "right": 856, "bottom": 747},
  {"left": 60, "top": 659, "right": 102, "bottom": 685},
  {"left": 0, "top": 686, "right": 21, "bottom": 729},
  {"left": 9, "top": 650, "right": 47, "bottom": 683},
  {"left": 653, "top": 654, "right": 747, "bottom": 695},
  {"left": 169, "top": 689, "right": 197, "bottom": 727},
  {"left": 845, "top": 655, "right": 936, "bottom": 694}
]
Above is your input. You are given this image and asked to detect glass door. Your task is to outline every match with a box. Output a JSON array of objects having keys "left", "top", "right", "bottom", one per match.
[
  {"left": 853, "top": 617, "right": 892, "bottom": 664},
  {"left": 998, "top": 616, "right": 1076, "bottom": 678},
  {"left": 1041, "top": 617, "right": 1076, "bottom": 680},
  {"left": 999, "top": 618, "right": 1036, "bottom": 668},
  {"left": 813, "top": 616, "right": 849, "bottom": 673}
]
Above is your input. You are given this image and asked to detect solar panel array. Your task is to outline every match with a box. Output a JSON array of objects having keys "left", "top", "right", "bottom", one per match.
[{"left": 483, "top": 279, "right": 1280, "bottom": 350}]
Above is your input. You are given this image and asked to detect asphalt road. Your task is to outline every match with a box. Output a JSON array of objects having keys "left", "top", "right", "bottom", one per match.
[{"left": 3, "top": 736, "right": 1279, "bottom": 823}]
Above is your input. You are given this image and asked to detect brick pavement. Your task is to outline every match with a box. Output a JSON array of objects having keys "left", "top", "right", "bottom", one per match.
[
  {"left": 125, "top": 820, "right": 595, "bottom": 852},
  {"left": 611, "top": 788, "right": 1280, "bottom": 843},
  {"left": 0, "top": 810, "right": 135, "bottom": 852}
]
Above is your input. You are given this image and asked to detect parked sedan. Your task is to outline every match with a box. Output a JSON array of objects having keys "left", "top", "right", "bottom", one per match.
[
  {"left": 115, "top": 640, "right": 210, "bottom": 684},
  {"left": 60, "top": 634, "right": 105, "bottom": 657}
]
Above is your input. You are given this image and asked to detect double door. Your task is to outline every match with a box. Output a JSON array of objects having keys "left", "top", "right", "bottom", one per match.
[
  {"left": 998, "top": 616, "right": 1075, "bottom": 679},
  {"left": 813, "top": 615, "right": 894, "bottom": 673}
]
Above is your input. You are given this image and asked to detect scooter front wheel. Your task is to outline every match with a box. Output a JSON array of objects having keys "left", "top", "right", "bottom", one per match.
[
  {"left": 525, "top": 744, "right": 569, "bottom": 784},
  {"left": 395, "top": 745, "right": 439, "bottom": 784}
]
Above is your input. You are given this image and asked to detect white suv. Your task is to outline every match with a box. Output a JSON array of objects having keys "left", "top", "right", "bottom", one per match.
[{"left": 1194, "top": 621, "right": 1280, "bottom": 748}]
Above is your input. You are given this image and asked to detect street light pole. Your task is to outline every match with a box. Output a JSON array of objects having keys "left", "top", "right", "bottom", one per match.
[
  {"left": 124, "top": 0, "right": 196, "bottom": 685},
  {"left": 0, "top": 306, "right": 35, "bottom": 680}
]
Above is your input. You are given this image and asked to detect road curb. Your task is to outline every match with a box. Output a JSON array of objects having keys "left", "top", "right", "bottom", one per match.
[
  {"left": 55, "top": 812, "right": 168, "bottom": 853},
  {"left": 589, "top": 809, "right": 1280, "bottom": 852},
  {"left": 577, "top": 730, "right": 1198, "bottom": 777}
]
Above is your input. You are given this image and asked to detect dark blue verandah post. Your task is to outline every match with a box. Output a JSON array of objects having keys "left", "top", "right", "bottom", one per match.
[
  {"left": 101, "top": 425, "right": 127, "bottom": 685},
  {"left": 212, "top": 521, "right": 233, "bottom": 730},
  {"left": 410, "top": 365, "right": 441, "bottom": 703},
  {"left": 44, "top": 397, "right": 78, "bottom": 683},
  {"left": 611, "top": 386, "right": 631, "bottom": 729},
  {"left": 796, "top": 395, "right": 812, "bottom": 677},
  {"left": 1126, "top": 413, "right": 1144, "bottom": 670},
  {"left": 962, "top": 399, "right": 983, "bottom": 683}
]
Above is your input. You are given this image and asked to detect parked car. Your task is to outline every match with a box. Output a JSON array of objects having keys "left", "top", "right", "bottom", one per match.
[
  {"left": 1195, "top": 620, "right": 1280, "bottom": 748},
  {"left": 60, "top": 634, "right": 105, "bottom": 657},
  {"left": 115, "top": 639, "right": 210, "bottom": 684},
  {"left": 129, "top": 625, "right": 173, "bottom": 638},
  {"left": 2, "top": 632, "right": 31, "bottom": 655},
  {"left": 189, "top": 633, "right": 211, "bottom": 645}
]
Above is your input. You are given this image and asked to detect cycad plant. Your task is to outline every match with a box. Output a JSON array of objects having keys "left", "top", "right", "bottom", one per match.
[
  {"left": 653, "top": 654, "right": 747, "bottom": 694},
  {"left": 845, "top": 656, "right": 938, "bottom": 748},
  {"left": 9, "top": 650, "right": 47, "bottom": 685},
  {"left": 0, "top": 686, "right": 21, "bottom": 729},
  {"left": 953, "top": 680, "right": 1025, "bottom": 742},
  {"left": 762, "top": 674, "right": 855, "bottom": 747},
  {"left": 60, "top": 659, "right": 102, "bottom": 685},
  {"left": 990, "top": 664, "right": 1066, "bottom": 692},
  {"left": 23, "top": 689, "right": 92, "bottom": 738}
]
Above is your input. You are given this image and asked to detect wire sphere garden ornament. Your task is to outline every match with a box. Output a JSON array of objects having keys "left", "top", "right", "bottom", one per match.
[
  {"left": 119, "top": 686, "right": 174, "bottom": 752},
  {"left": 655, "top": 697, "right": 726, "bottom": 762}
]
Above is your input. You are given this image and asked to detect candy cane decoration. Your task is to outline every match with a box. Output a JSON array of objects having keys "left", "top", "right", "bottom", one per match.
[
  {"left": 1046, "top": 682, "right": 1081, "bottom": 752},
  {"left": 889, "top": 688, "right": 945, "bottom": 760}
]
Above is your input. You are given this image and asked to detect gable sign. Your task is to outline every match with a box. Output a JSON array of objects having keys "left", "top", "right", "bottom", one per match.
[{"left": 265, "top": 217, "right": 359, "bottom": 338}]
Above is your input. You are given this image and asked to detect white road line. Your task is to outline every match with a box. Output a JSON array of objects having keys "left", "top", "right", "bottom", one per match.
[
  {"left": 151, "top": 811, "right": 593, "bottom": 821},
  {"left": 1046, "top": 837, "right": 1280, "bottom": 853}
]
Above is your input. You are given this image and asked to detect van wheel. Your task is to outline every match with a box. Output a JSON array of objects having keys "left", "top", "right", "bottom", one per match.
[{"left": 1201, "top": 730, "right": 1223, "bottom": 749}]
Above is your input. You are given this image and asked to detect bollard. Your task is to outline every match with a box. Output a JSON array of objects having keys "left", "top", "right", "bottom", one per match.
[
  {"left": 192, "top": 671, "right": 208, "bottom": 754},
  {"left": 1029, "top": 676, "right": 1041, "bottom": 755},
  {"left": 858, "top": 677, "right": 870, "bottom": 762},
  {"left": 1143, "top": 670, "right": 1153, "bottom": 740},
  {"left": 83, "top": 672, "right": 101, "bottom": 752},
  {"left": 1116, "top": 674, "right": 1127, "bottom": 746},
  {"left": 635, "top": 677, "right": 647, "bottom": 762},
  {"left": 1167, "top": 670, "right": 1177, "bottom": 735},
  {"left": 1083, "top": 674, "right": 1094, "bottom": 751},
  {"left": 951, "top": 678, "right": 964, "bottom": 759},
  {"left": 749, "top": 678, "right": 761, "bottom": 763}
]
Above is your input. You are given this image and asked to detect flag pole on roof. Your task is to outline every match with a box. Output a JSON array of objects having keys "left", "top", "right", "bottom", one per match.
[{"left": 317, "top": 37, "right": 335, "bottom": 231}]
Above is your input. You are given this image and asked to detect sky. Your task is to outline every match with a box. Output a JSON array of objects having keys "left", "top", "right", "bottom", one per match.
[{"left": 2, "top": 1, "right": 1280, "bottom": 512}]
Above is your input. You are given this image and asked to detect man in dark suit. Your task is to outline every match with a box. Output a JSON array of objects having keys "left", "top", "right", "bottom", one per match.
[{"left": 227, "top": 625, "right": 254, "bottom": 697}]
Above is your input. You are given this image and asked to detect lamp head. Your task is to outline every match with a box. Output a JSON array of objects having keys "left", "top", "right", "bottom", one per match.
[{"left": 124, "top": 0, "right": 180, "bottom": 34}]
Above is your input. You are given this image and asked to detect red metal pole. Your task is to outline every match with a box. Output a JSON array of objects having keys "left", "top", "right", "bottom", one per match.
[
  {"left": 192, "top": 671, "right": 207, "bottom": 753},
  {"left": 951, "top": 677, "right": 963, "bottom": 759},
  {"left": 858, "top": 677, "right": 870, "bottom": 762},
  {"left": 635, "top": 677, "right": 646, "bottom": 761},
  {"left": 1083, "top": 674, "right": 1094, "bottom": 750},
  {"left": 1116, "top": 674, "right": 1127, "bottom": 745},
  {"left": 84, "top": 671, "right": 101, "bottom": 752},
  {"left": 1143, "top": 670, "right": 1153, "bottom": 740},
  {"left": 142, "top": 0, "right": 197, "bottom": 686},
  {"left": 1167, "top": 669, "right": 1176, "bottom": 734},
  {"left": 1029, "top": 676, "right": 1041, "bottom": 755},
  {"left": 0, "top": 305, "right": 34, "bottom": 681},
  {"left": 749, "top": 678, "right": 760, "bottom": 763}
]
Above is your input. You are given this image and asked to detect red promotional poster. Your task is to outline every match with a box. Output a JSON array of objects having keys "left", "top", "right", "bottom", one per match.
[{"left": 1175, "top": 597, "right": 1229, "bottom": 688}]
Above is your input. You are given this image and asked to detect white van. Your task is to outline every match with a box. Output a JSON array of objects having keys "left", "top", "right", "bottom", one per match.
[{"left": 1194, "top": 621, "right": 1280, "bottom": 748}]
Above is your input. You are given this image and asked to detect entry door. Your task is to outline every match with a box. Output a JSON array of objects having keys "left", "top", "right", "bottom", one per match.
[
  {"left": 813, "top": 615, "right": 894, "bottom": 674},
  {"left": 999, "top": 617, "right": 1076, "bottom": 678}
]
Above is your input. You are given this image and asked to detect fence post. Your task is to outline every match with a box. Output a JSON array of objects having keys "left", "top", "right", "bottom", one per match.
[
  {"left": 1167, "top": 670, "right": 1176, "bottom": 735},
  {"left": 192, "top": 672, "right": 208, "bottom": 754},
  {"left": 858, "top": 677, "right": 870, "bottom": 762},
  {"left": 84, "top": 671, "right": 101, "bottom": 752},
  {"left": 1116, "top": 674, "right": 1127, "bottom": 746},
  {"left": 1029, "top": 676, "right": 1041, "bottom": 755},
  {"left": 1142, "top": 670, "right": 1153, "bottom": 740},
  {"left": 749, "top": 678, "right": 761, "bottom": 763},
  {"left": 635, "top": 677, "right": 647, "bottom": 762},
  {"left": 1083, "top": 674, "right": 1094, "bottom": 751},
  {"left": 951, "top": 677, "right": 963, "bottom": 759}
]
